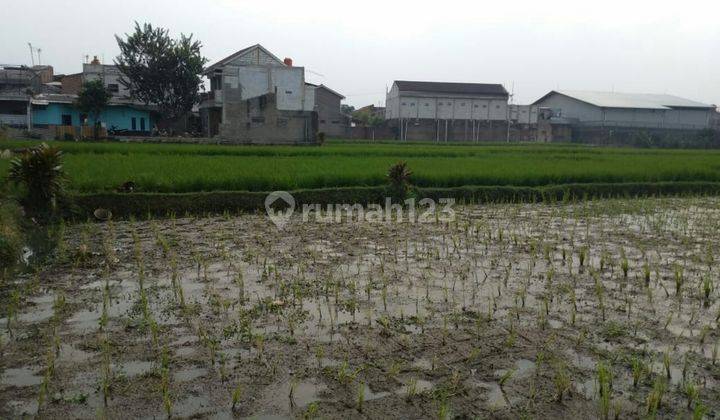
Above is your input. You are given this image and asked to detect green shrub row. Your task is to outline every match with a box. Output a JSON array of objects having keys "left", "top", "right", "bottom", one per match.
[
  {"left": 0, "top": 200, "right": 24, "bottom": 270},
  {"left": 69, "top": 181, "right": 720, "bottom": 219}
]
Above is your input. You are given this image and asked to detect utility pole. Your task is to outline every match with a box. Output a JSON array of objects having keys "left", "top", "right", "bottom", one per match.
[
  {"left": 28, "top": 43, "right": 35, "bottom": 66},
  {"left": 506, "top": 81, "right": 514, "bottom": 143}
]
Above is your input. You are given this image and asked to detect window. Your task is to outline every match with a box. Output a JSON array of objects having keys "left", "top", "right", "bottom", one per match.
[
  {"left": 107, "top": 84, "right": 119, "bottom": 93},
  {"left": 482, "top": 105, "right": 487, "bottom": 108},
  {"left": 277, "top": 118, "right": 288, "bottom": 127},
  {"left": 496, "top": 105, "right": 500, "bottom": 109},
  {"left": 461, "top": 102, "right": 466, "bottom": 106},
  {"left": 285, "top": 90, "right": 293, "bottom": 94},
  {"left": 402, "top": 102, "right": 407, "bottom": 106},
  {"left": 331, "top": 120, "right": 339, "bottom": 124},
  {"left": 131, "top": 117, "right": 137, "bottom": 130},
  {"left": 61, "top": 114, "right": 72, "bottom": 126},
  {"left": 140, "top": 117, "right": 146, "bottom": 131},
  {"left": 210, "top": 75, "right": 222, "bottom": 90},
  {"left": 410, "top": 103, "right": 415, "bottom": 107},
  {"left": 251, "top": 117, "right": 266, "bottom": 124},
  {"left": 425, "top": 103, "right": 429, "bottom": 107},
  {"left": 474, "top": 104, "right": 479, "bottom": 108}
]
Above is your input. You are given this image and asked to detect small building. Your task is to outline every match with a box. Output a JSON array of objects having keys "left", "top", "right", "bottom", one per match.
[
  {"left": 0, "top": 59, "right": 153, "bottom": 136},
  {"left": 31, "top": 93, "right": 153, "bottom": 134},
  {"left": 0, "top": 65, "right": 45, "bottom": 127},
  {"left": 533, "top": 90, "right": 715, "bottom": 130},
  {"left": 199, "top": 44, "right": 317, "bottom": 144},
  {"left": 385, "top": 80, "right": 510, "bottom": 141},
  {"left": 306, "top": 83, "right": 347, "bottom": 137}
]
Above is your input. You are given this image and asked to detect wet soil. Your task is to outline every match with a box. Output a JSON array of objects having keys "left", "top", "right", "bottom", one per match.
[{"left": 2, "top": 197, "right": 720, "bottom": 418}]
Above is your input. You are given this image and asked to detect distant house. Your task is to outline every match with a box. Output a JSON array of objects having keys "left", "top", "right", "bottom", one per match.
[
  {"left": 385, "top": 80, "right": 510, "bottom": 141},
  {"left": 0, "top": 58, "right": 153, "bottom": 135},
  {"left": 199, "top": 44, "right": 317, "bottom": 144},
  {"left": 306, "top": 83, "right": 347, "bottom": 137},
  {"left": 533, "top": 90, "right": 714, "bottom": 130},
  {"left": 0, "top": 65, "right": 48, "bottom": 128}
]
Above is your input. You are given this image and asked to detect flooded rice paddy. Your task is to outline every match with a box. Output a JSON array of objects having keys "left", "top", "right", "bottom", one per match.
[{"left": 2, "top": 197, "right": 720, "bottom": 418}]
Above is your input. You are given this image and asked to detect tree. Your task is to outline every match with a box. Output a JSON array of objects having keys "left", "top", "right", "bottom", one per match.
[
  {"left": 341, "top": 104, "right": 355, "bottom": 115},
  {"left": 76, "top": 80, "right": 111, "bottom": 140},
  {"left": 115, "top": 22, "right": 207, "bottom": 122},
  {"left": 353, "top": 109, "right": 384, "bottom": 141}
]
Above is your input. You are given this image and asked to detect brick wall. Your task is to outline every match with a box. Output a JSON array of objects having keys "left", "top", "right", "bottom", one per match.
[{"left": 218, "top": 93, "right": 318, "bottom": 144}]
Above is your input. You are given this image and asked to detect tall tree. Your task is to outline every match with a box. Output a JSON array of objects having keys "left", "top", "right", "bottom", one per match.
[
  {"left": 76, "top": 80, "right": 111, "bottom": 140},
  {"left": 115, "top": 22, "right": 207, "bottom": 122}
]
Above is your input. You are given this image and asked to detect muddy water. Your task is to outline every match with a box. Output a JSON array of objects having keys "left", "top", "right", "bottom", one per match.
[{"left": 2, "top": 197, "right": 720, "bottom": 418}]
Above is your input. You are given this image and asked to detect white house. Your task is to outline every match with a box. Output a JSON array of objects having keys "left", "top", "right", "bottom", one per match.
[
  {"left": 533, "top": 90, "right": 714, "bottom": 130},
  {"left": 199, "top": 44, "right": 317, "bottom": 143}
]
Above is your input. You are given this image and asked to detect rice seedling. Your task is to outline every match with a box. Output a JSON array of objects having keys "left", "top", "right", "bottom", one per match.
[
  {"left": 552, "top": 362, "right": 571, "bottom": 402},
  {"left": 630, "top": 356, "right": 647, "bottom": 388},
  {"left": 231, "top": 382, "right": 243, "bottom": 412},
  {"left": 684, "top": 381, "right": 699, "bottom": 409},
  {"left": 662, "top": 350, "right": 671, "bottom": 380},
  {"left": 498, "top": 368, "right": 515, "bottom": 389},
  {"left": 356, "top": 381, "right": 365, "bottom": 412},
  {"left": 646, "top": 377, "right": 666, "bottom": 417},
  {"left": 597, "top": 361, "right": 613, "bottom": 420}
]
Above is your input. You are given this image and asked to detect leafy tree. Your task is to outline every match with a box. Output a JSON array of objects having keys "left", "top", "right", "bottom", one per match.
[
  {"left": 115, "top": 22, "right": 207, "bottom": 122},
  {"left": 8, "top": 143, "right": 66, "bottom": 213},
  {"left": 353, "top": 108, "right": 384, "bottom": 141},
  {"left": 341, "top": 104, "right": 355, "bottom": 115},
  {"left": 76, "top": 80, "right": 111, "bottom": 140}
]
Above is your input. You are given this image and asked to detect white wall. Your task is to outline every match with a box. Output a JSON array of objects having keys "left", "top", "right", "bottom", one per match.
[
  {"left": 83, "top": 64, "right": 131, "bottom": 99},
  {"left": 535, "top": 93, "right": 603, "bottom": 122},
  {"left": 536, "top": 92, "right": 710, "bottom": 129},
  {"left": 226, "top": 65, "right": 310, "bottom": 111}
]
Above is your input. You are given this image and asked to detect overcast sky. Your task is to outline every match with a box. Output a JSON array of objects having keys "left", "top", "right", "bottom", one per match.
[{"left": 3, "top": 0, "right": 719, "bottom": 107}]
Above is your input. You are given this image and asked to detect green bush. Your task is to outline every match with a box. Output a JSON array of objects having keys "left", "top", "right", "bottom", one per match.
[
  {"left": 67, "top": 181, "right": 720, "bottom": 219},
  {"left": 0, "top": 200, "right": 23, "bottom": 270},
  {"left": 8, "top": 142, "right": 66, "bottom": 214}
]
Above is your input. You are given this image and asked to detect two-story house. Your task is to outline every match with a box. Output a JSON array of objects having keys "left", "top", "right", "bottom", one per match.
[{"left": 199, "top": 44, "right": 318, "bottom": 144}]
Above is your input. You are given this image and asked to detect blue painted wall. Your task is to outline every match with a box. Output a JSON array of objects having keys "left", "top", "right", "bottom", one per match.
[{"left": 33, "top": 103, "right": 152, "bottom": 131}]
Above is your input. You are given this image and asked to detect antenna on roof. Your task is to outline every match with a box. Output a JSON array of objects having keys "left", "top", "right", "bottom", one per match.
[
  {"left": 28, "top": 43, "right": 35, "bottom": 66},
  {"left": 37, "top": 48, "right": 42, "bottom": 65}
]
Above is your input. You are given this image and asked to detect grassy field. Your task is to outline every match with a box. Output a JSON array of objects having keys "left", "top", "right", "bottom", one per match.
[{"left": 2, "top": 139, "right": 720, "bottom": 193}]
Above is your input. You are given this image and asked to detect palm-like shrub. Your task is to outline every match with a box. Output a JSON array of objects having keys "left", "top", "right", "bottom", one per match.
[
  {"left": 8, "top": 143, "right": 66, "bottom": 213},
  {"left": 387, "top": 161, "right": 413, "bottom": 201}
]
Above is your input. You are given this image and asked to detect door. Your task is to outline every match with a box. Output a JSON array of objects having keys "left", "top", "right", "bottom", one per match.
[
  {"left": 140, "top": 117, "right": 146, "bottom": 131},
  {"left": 131, "top": 117, "right": 137, "bottom": 131}
]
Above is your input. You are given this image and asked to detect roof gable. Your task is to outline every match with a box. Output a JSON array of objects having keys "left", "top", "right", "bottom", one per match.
[
  {"left": 394, "top": 80, "right": 508, "bottom": 97},
  {"left": 205, "top": 44, "right": 286, "bottom": 74}
]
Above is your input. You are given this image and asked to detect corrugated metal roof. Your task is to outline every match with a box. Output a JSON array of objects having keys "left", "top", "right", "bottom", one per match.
[
  {"left": 395, "top": 80, "right": 508, "bottom": 96},
  {"left": 556, "top": 90, "right": 713, "bottom": 109}
]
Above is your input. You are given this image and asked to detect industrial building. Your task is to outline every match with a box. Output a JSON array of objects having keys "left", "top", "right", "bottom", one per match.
[
  {"left": 199, "top": 44, "right": 319, "bottom": 144},
  {"left": 533, "top": 90, "right": 715, "bottom": 130},
  {"left": 385, "top": 80, "right": 515, "bottom": 141}
]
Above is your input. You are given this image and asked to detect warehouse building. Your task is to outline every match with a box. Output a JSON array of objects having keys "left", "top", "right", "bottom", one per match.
[
  {"left": 533, "top": 90, "right": 715, "bottom": 130},
  {"left": 385, "top": 80, "right": 512, "bottom": 141}
]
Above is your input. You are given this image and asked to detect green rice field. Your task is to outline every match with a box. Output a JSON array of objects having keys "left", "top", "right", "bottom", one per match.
[{"left": 2, "top": 139, "right": 720, "bottom": 193}]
